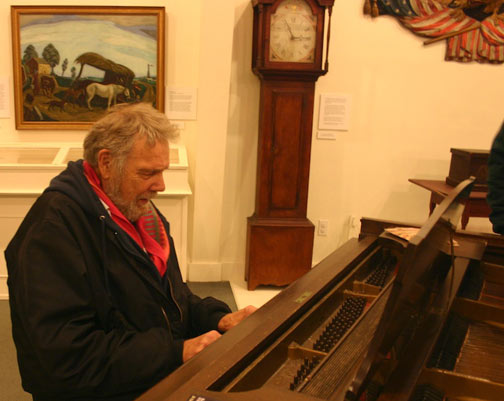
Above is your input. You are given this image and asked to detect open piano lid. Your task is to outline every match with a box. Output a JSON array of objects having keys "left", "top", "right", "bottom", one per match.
[{"left": 345, "top": 177, "right": 478, "bottom": 401}]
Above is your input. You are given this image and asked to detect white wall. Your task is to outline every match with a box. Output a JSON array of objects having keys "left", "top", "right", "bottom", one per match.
[
  {"left": 187, "top": 1, "right": 236, "bottom": 280},
  {"left": 1, "top": 0, "right": 500, "bottom": 286},
  {"left": 306, "top": 1, "right": 498, "bottom": 262},
  {"left": 222, "top": 0, "right": 499, "bottom": 270}
]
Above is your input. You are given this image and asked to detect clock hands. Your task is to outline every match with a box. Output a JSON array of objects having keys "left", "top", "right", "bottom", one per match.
[
  {"left": 283, "top": 20, "right": 312, "bottom": 41},
  {"left": 283, "top": 20, "right": 296, "bottom": 40}
]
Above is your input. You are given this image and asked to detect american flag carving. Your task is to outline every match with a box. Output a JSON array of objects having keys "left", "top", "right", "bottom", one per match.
[{"left": 364, "top": 0, "right": 504, "bottom": 63}]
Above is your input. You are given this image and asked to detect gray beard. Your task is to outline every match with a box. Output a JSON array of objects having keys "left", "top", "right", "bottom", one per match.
[{"left": 103, "top": 179, "right": 151, "bottom": 222}]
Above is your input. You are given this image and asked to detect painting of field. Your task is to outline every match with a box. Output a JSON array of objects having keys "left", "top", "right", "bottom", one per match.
[{"left": 12, "top": 6, "right": 165, "bottom": 129}]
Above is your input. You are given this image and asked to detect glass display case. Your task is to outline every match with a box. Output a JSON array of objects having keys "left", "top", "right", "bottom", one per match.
[{"left": 0, "top": 142, "right": 190, "bottom": 195}]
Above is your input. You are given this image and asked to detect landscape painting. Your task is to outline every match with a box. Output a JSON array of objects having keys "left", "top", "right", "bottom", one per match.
[{"left": 11, "top": 6, "right": 165, "bottom": 130}]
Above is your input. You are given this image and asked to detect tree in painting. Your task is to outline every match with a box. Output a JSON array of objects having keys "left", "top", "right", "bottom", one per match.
[
  {"left": 42, "top": 44, "right": 60, "bottom": 75},
  {"left": 61, "top": 58, "right": 68, "bottom": 77},
  {"left": 22, "top": 44, "right": 38, "bottom": 64}
]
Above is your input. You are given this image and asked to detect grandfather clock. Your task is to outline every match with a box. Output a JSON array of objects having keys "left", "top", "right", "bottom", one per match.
[{"left": 246, "top": 0, "right": 334, "bottom": 290}]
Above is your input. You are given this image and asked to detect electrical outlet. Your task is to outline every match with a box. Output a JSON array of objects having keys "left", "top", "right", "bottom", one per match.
[{"left": 318, "top": 219, "right": 329, "bottom": 236}]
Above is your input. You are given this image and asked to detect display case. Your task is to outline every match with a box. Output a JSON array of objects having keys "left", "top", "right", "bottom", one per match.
[{"left": 0, "top": 142, "right": 192, "bottom": 298}]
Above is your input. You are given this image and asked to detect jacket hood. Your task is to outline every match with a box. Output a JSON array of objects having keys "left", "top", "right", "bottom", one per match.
[
  {"left": 44, "top": 160, "right": 165, "bottom": 280},
  {"left": 45, "top": 160, "right": 157, "bottom": 267},
  {"left": 45, "top": 160, "right": 103, "bottom": 217}
]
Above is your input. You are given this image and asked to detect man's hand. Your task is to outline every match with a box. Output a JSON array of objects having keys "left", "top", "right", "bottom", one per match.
[
  {"left": 182, "top": 306, "right": 257, "bottom": 362},
  {"left": 217, "top": 305, "right": 257, "bottom": 332},
  {"left": 183, "top": 330, "right": 221, "bottom": 362}
]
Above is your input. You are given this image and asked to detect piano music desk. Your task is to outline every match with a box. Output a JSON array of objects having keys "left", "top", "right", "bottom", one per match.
[{"left": 409, "top": 178, "right": 490, "bottom": 229}]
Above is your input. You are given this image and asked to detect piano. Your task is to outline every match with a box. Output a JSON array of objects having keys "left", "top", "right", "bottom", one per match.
[{"left": 137, "top": 178, "right": 504, "bottom": 401}]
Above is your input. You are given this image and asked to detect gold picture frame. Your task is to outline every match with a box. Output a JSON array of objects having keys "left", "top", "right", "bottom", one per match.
[{"left": 11, "top": 6, "right": 165, "bottom": 130}]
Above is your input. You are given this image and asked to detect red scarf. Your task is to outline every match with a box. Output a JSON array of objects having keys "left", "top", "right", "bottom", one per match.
[{"left": 83, "top": 161, "right": 170, "bottom": 277}]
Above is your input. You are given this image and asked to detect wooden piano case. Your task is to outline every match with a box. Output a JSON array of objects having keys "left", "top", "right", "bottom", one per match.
[{"left": 137, "top": 179, "right": 504, "bottom": 401}]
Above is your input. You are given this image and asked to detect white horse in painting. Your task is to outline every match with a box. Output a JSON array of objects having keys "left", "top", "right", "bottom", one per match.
[{"left": 86, "top": 83, "right": 130, "bottom": 110}]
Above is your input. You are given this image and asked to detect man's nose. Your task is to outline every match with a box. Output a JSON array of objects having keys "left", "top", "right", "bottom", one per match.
[{"left": 151, "top": 173, "right": 166, "bottom": 192}]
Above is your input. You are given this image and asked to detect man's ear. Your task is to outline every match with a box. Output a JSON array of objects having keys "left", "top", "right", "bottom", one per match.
[{"left": 96, "top": 149, "right": 113, "bottom": 180}]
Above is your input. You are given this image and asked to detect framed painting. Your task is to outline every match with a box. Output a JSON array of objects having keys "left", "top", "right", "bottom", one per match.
[{"left": 11, "top": 6, "right": 165, "bottom": 130}]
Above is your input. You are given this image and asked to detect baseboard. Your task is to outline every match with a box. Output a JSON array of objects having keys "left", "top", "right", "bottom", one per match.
[
  {"left": 187, "top": 262, "right": 246, "bottom": 282},
  {"left": 221, "top": 262, "right": 245, "bottom": 282}
]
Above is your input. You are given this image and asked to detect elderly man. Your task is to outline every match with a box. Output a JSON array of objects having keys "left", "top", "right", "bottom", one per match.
[{"left": 5, "top": 102, "right": 255, "bottom": 401}]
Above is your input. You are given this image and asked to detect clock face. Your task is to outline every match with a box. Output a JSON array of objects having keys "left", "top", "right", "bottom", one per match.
[{"left": 269, "top": 0, "right": 317, "bottom": 63}]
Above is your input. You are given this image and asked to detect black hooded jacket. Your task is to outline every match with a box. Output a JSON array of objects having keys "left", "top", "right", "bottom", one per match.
[
  {"left": 488, "top": 122, "right": 504, "bottom": 235},
  {"left": 5, "top": 160, "right": 231, "bottom": 401}
]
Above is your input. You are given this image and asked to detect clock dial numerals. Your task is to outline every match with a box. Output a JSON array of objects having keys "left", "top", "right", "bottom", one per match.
[{"left": 269, "top": 0, "right": 317, "bottom": 63}]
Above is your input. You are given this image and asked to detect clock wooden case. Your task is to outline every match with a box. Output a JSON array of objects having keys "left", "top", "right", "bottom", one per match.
[{"left": 246, "top": 0, "right": 334, "bottom": 290}]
